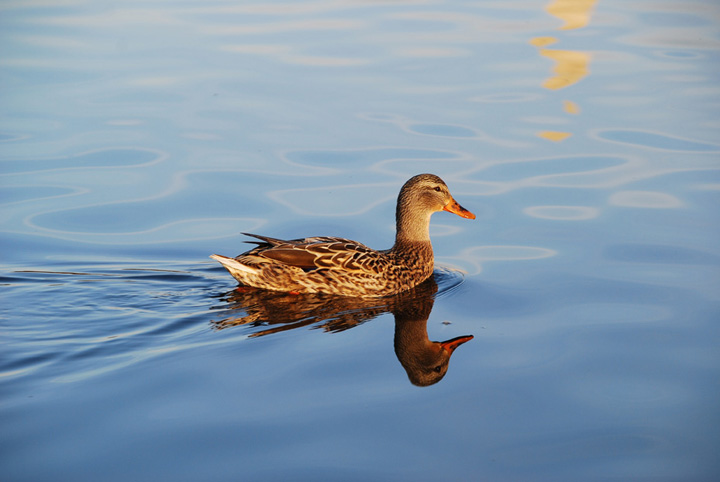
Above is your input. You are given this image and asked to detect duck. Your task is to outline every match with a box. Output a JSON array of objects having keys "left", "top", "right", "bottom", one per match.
[{"left": 210, "top": 173, "right": 475, "bottom": 297}]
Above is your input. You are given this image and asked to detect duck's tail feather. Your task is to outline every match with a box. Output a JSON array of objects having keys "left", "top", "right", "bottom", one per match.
[{"left": 209, "top": 254, "right": 258, "bottom": 275}]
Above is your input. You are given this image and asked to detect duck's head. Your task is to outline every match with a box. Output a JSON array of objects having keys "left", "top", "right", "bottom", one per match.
[
  {"left": 397, "top": 173, "right": 476, "bottom": 221},
  {"left": 396, "top": 333, "right": 475, "bottom": 386}
]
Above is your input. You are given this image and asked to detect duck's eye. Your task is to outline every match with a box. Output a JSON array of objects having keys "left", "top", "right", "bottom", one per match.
[
  {"left": 434, "top": 366, "right": 442, "bottom": 372},
  {"left": 433, "top": 186, "right": 442, "bottom": 192}
]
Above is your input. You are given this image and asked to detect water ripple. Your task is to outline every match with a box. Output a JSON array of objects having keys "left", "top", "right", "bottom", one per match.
[
  {"left": 359, "top": 112, "right": 523, "bottom": 146},
  {"left": 608, "top": 191, "right": 683, "bottom": 209},
  {"left": 2, "top": 263, "right": 227, "bottom": 384},
  {"left": 603, "top": 244, "right": 720, "bottom": 266},
  {"left": 443, "top": 245, "right": 557, "bottom": 275},
  {"left": 0, "top": 148, "right": 164, "bottom": 174},
  {"left": 596, "top": 129, "right": 720, "bottom": 152},
  {"left": 524, "top": 206, "right": 600, "bottom": 220}
]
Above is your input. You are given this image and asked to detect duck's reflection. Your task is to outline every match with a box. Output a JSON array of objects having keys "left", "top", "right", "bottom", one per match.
[
  {"left": 392, "top": 290, "right": 474, "bottom": 386},
  {"left": 212, "top": 274, "right": 473, "bottom": 386}
]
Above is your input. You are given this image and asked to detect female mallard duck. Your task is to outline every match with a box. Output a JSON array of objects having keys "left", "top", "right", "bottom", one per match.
[{"left": 210, "top": 173, "right": 474, "bottom": 297}]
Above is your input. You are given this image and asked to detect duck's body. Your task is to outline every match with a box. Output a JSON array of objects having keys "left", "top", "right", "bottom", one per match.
[
  {"left": 211, "top": 235, "right": 433, "bottom": 297},
  {"left": 210, "top": 174, "right": 474, "bottom": 297}
]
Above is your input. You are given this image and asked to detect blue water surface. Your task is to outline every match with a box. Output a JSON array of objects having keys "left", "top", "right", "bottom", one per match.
[{"left": 2, "top": 1, "right": 719, "bottom": 480}]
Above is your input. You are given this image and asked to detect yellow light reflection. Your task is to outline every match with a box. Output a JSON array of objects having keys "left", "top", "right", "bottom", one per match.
[
  {"left": 563, "top": 100, "right": 580, "bottom": 114},
  {"left": 531, "top": 35, "right": 591, "bottom": 91},
  {"left": 546, "top": 0, "right": 598, "bottom": 30},
  {"left": 537, "top": 47, "right": 591, "bottom": 90},
  {"left": 538, "top": 131, "right": 572, "bottom": 142},
  {"left": 529, "top": 37, "right": 557, "bottom": 48},
  {"left": 533, "top": 0, "right": 598, "bottom": 141}
]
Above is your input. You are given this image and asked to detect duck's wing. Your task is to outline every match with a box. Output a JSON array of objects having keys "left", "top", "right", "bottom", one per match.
[{"left": 241, "top": 233, "right": 387, "bottom": 273}]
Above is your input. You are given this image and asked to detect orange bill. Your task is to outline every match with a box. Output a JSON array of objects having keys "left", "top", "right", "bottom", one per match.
[
  {"left": 440, "top": 334, "right": 474, "bottom": 353},
  {"left": 443, "top": 198, "right": 476, "bottom": 219}
]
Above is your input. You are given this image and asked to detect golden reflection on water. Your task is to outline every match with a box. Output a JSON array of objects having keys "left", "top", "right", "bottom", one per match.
[
  {"left": 532, "top": 37, "right": 591, "bottom": 91},
  {"left": 546, "top": 0, "right": 598, "bottom": 30},
  {"left": 537, "top": 131, "right": 573, "bottom": 142},
  {"left": 563, "top": 100, "right": 580, "bottom": 114},
  {"left": 533, "top": 0, "right": 597, "bottom": 141}
]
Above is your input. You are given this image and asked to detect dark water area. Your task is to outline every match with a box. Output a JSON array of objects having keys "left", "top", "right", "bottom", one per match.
[{"left": 2, "top": 0, "right": 720, "bottom": 480}]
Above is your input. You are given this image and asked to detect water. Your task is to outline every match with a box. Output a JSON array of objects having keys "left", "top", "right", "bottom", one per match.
[{"left": 2, "top": 0, "right": 719, "bottom": 480}]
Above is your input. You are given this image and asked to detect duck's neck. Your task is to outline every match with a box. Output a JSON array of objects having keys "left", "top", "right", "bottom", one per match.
[
  {"left": 394, "top": 317, "right": 434, "bottom": 359},
  {"left": 393, "top": 205, "right": 433, "bottom": 245}
]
